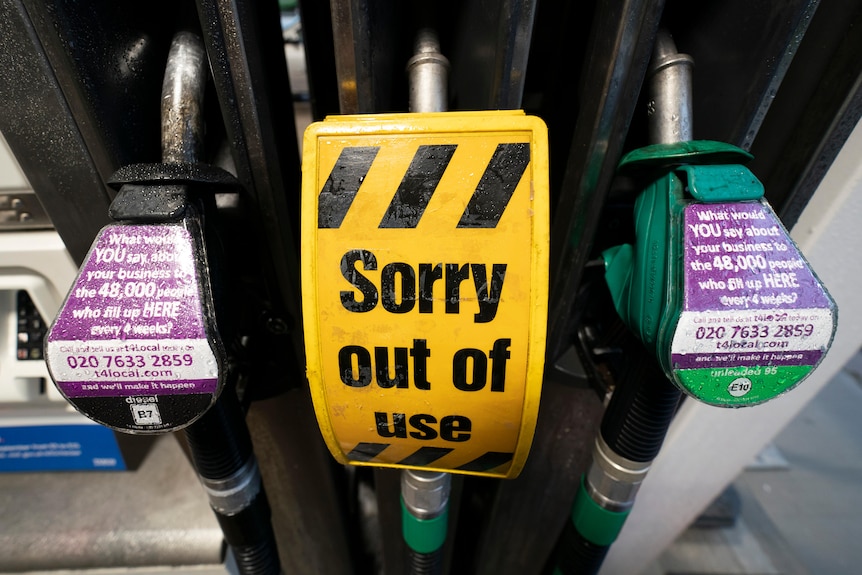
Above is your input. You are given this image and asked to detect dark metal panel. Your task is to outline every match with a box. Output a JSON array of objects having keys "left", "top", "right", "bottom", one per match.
[
  {"left": 748, "top": 0, "right": 862, "bottom": 227},
  {"left": 329, "top": 0, "right": 404, "bottom": 114},
  {"left": 19, "top": 0, "right": 176, "bottom": 169},
  {"left": 546, "top": 0, "right": 665, "bottom": 362},
  {"left": 196, "top": 0, "right": 303, "bottom": 342},
  {"left": 297, "top": 0, "right": 341, "bottom": 119},
  {"left": 329, "top": 0, "right": 366, "bottom": 114},
  {"left": 245, "top": 389, "right": 355, "bottom": 575},
  {"left": 520, "top": 0, "right": 594, "bottom": 206},
  {"left": 449, "top": 0, "right": 538, "bottom": 110},
  {"left": 777, "top": 72, "right": 862, "bottom": 229},
  {"left": 662, "top": 0, "right": 819, "bottom": 149}
]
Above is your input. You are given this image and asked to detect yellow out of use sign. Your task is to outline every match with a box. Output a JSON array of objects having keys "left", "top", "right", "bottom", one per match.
[{"left": 301, "top": 111, "right": 549, "bottom": 478}]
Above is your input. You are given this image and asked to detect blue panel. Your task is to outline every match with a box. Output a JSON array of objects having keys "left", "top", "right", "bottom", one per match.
[{"left": 0, "top": 424, "right": 126, "bottom": 471}]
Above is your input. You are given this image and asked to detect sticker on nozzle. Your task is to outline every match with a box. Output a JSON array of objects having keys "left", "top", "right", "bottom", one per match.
[
  {"left": 670, "top": 201, "right": 836, "bottom": 406},
  {"left": 46, "top": 223, "right": 221, "bottom": 433}
]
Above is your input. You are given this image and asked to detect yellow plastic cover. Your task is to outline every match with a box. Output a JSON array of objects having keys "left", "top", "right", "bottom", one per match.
[{"left": 301, "top": 111, "right": 549, "bottom": 478}]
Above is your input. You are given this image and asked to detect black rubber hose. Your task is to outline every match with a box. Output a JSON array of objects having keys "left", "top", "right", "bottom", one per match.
[
  {"left": 217, "top": 489, "right": 281, "bottom": 575},
  {"left": 185, "top": 389, "right": 281, "bottom": 575},
  {"left": 234, "top": 541, "right": 282, "bottom": 575},
  {"left": 407, "top": 548, "right": 444, "bottom": 575},
  {"left": 599, "top": 338, "right": 682, "bottom": 462},
  {"left": 215, "top": 487, "right": 275, "bottom": 544},
  {"left": 184, "top": 387, "right": 253, "bottom": 479},
  {"left": 553, "top": 515, "right": 610, "bottom": 575}
]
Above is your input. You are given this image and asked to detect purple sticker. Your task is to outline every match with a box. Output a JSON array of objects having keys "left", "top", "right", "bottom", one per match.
[
  {"left": 49, "top": 225, "right": 206, "bottom": 341},
  {"left": 669, "top": 201, "right": 836, "bottom": 405},
  {"left": 46, "top": 223, "right": 220, "bottom": 421},
  {"left": 671, "top": 349, "right": 823, "bottom": 370},
  {"left": 682, "top": 203, "right": 831, "bottom": 312},
  {"left": 59, "top": 379, "right": 217, "bottom": 397}
]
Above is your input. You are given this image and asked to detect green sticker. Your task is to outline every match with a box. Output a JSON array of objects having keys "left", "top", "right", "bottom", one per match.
[{"left": 675, "top": 365, "right": 813, "bottom": 406}]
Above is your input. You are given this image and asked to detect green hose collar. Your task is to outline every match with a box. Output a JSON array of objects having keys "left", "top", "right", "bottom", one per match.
[
  {"left": 571, "top": 477, "right": 630, "bottom": 547},
  {"left": 401, "top": 498, "right": 448, "bottom": 554}
]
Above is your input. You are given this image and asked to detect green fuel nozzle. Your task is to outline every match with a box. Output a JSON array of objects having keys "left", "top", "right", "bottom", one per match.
[
  {"left": 601, "top": 24, "right": 836, "bottom": 409},
  {"left": 604, "top": 142, "right": 837, "bottom": 407},
  {"left": 552, "top": 28, "right": 837, "bottom": 575}
]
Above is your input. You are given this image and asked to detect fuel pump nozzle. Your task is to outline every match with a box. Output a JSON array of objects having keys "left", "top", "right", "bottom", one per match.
[
  {"left": 553, "top": 26, "right": 835, "bottom": 574},
  {"left": 45, "top": 31, "right": 282, "bottom": 575},
  {"left": 605, "top": 33, "right": 836, "bottom": 407}
]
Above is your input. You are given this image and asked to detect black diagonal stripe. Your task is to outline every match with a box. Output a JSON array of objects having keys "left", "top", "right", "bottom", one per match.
[
  {"left": 378, "top": 144, "right": 458, "bottom": 228},
  {"left": 318, "top": 146, "right": 379, "bottom": 228},
  {"left": 456, "top": 451, "right": 514, "bottom": 472},
  {"left": 457, "top": 143, "right": 530, "bottom": 228},
  {"left": 397, "top": 447, "right": 455, "bottom": 467},
  {"left": 347, "top": 442, "right": 390, "bottom": 462}
]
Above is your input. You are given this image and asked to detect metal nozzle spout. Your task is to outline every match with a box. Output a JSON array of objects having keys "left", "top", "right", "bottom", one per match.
[
  {"left": 161, "top": 31, "right": 207, "bottom": 164},
  {"left": 647, "top": 29, "right": 694, "bottom": 144},
  {"left": 407, "top": 28, "right": 450, "bottom": 113}
]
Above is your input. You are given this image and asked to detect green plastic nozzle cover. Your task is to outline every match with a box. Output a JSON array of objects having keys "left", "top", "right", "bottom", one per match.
[
  {"left": 604, "top": 141, "right": 760, "bottom": 358},
  {"left": 604, "top": 140, "right": 837, "bottom": 407}
]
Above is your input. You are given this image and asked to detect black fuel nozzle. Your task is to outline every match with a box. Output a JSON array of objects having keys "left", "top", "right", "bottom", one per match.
[{"left": 45, "top": 31, "right": 281, "bottom": 575}]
